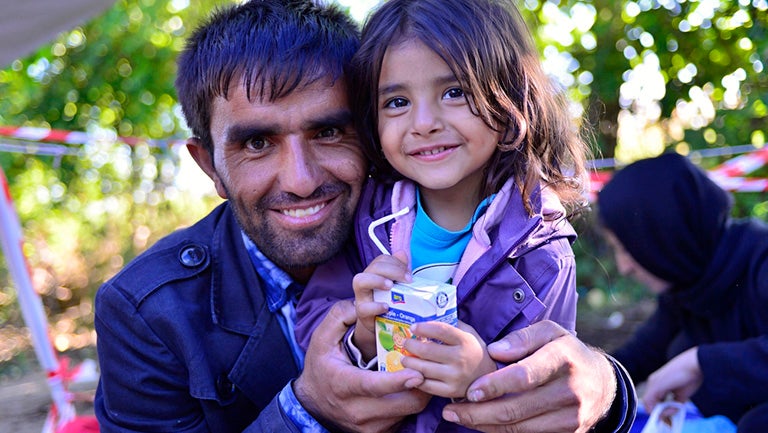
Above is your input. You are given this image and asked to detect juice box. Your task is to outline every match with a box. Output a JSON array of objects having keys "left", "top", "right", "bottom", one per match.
[{"left": 374, "top": 275, "right": 457, "bottom": 372}]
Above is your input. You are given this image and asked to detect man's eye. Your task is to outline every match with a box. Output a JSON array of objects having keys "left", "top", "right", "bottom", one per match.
[
  {"left": 244, "top": 137, "right": 270, "bottom": 151},
  {"left": 316, "top": 127, "right": 341, "bottom": 140},
  {"left": 384, "top": 97, "right": 409, "bottom": 109},
  {"left": 444, "top": 87, "right": 465, "bottom": 99}
]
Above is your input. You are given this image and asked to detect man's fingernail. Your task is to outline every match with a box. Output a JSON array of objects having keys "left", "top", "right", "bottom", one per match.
[
  {"left": 489, "top": 339, "right": 511, "bottom": 351},
  {"left": 443, "top": 410, "right": 459, "bottom": 423},
  {"left": 468, "top": 389, "right": 485, "bottom": 402}
]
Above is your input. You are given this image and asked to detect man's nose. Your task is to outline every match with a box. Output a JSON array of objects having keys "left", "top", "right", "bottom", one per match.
[{"left": 280, "top": 139, "right": 323, "bottom": 198}]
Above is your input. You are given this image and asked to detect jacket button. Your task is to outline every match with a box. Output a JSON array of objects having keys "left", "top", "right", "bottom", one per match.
[
  {"left": 179, "top": 244, "right": 206, "bottom": 267},
  {"left": 512, "top": 288, "right": 525, "bottom": 303},
  {"left": 216, "top": 375, "right": 236, "bottom": 400}
]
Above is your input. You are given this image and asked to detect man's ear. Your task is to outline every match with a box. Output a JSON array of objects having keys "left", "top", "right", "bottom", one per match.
[{"left": 186, "top": 137, "right": 228, "bottom": 199}]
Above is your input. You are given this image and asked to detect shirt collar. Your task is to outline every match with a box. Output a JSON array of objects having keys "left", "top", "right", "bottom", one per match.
[{"left": 241, "top": 231, "right": 303, "bottom": 313}]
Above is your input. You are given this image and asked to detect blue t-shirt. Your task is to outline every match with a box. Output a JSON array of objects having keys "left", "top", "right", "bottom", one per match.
[{"left": 410, "top": 190, "right": 494, "bottom": 284}]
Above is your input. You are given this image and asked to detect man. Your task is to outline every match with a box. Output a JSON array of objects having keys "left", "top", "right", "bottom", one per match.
[{"left": 94, "top": 1, "right": 635, "bottom": 432}]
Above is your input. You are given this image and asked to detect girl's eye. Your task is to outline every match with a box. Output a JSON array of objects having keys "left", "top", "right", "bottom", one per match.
[
  {"left": 384, "top": 97, "right": 409, "bottom": 109},
  {"left": 444, "top": 87, "right": 465, "bottom": 99}
]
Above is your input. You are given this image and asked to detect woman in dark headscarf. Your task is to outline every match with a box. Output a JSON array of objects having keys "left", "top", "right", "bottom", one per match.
[{"left": 597, "top": 152, "right": 768, "bottom": 432}]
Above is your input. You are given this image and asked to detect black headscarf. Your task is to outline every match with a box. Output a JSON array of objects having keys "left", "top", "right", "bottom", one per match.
[{"left": 597, "top": 153, "right": 732, "bottom": 286}]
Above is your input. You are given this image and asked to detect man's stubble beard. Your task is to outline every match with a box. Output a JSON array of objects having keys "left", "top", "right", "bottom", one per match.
[{"left": 227, "top": 189, "right": 354, "bottom": 271}]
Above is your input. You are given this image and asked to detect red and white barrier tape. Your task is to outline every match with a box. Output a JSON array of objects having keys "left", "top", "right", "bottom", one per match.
[
  {"left": 0, "top": 125, "right": 175, "bottom": 147},
  {"left": 590, "top": 172, "right": 768, "bottom": 195},
  {"left": 0, "top": 126, "right": 91, "bottom": 145},
  {"left": 589, "top": 146, "right": 768, "bottom": 197},
  {"left": 2, "top": 124, "right": 766, "bottom": 193},
  {"left": 709, "top": 146, "right": 768, "bottom": 178}
]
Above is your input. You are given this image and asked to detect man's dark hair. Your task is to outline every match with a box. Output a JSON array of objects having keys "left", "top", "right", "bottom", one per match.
[{"left": 176, "top": 0, "right": 360, "bottom": 152}]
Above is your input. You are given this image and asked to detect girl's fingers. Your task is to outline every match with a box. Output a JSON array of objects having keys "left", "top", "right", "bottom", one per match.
[
  {"left": 355, "top": 301, "right": 389, "bottom": 319},
  {"left": 410, "top": 321, "right": 466, "bottom": 345},
  {"left": 353, "top": 272, "right": 393, "bottom": 300},
  {"left": 367, "top": 252, "right": 411, "bottom": 281}
]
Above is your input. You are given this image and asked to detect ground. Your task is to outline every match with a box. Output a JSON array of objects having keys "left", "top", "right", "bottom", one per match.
[
  {"left": 0, "top": 299, "right": 654, "bottom": 433},
  {"left": 0, "top": 347, "right": 98, "bottom": 433},
  {"left": 0, "top": 369, "right": 97, "bottom": 433}
]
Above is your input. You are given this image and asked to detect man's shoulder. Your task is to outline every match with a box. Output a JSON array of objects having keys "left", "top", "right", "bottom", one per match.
[{"left": 96, "top": 203, "right": 232, "bottom": 307}]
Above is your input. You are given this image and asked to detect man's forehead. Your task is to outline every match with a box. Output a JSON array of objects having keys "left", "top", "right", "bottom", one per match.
[
  {"left": 222, "top": 71, "right": 347, "bottom": 101},
  {"left": 214, "top": 77, "right": 346, "bottom": 111}
]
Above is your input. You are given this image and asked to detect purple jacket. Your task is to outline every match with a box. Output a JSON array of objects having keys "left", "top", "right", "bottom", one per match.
[{"left": 296, "top": 178, "right": 578, "bottom": 432}]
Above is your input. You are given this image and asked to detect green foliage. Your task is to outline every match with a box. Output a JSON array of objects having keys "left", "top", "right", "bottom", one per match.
[
  {"left": 516, "top": 0, "right": 768, "bottom": 307},
  {"left": 0, "top": 0, "right": 228, "bottom": 360},
  {"left": 520, "top": 0, "right": 767, "bottom": 158},
  {"left": 0, "top": 0, "right": 228, "bottom": 137}
]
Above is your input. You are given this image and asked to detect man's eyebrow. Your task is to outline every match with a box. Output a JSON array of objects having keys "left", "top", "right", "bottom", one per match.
[
  {"left": 305, "top": 109, "right": 354, "bottom": 130},
  {"left": 225, "top": 124, "right": 278, "bottom": 144},
  {"left": 223, "top": 109, "right": 353, "bottom": 144}
]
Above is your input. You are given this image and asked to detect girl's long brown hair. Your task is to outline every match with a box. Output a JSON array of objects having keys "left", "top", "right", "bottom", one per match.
[{"left": 351, "top": 0, "right": 591, "bottom": 216}]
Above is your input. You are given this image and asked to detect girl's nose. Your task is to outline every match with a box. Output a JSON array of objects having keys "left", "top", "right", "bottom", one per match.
[{"left": 411, "top": 101, "right": 443, "bottom": 136}]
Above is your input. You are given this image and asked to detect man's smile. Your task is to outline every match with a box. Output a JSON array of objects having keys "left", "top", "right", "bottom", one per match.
[{"left": 280, "top": 202, "right": 327, "bottom": 218}]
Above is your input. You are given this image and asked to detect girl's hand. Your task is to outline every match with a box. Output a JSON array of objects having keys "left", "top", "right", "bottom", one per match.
[
  {"left": 401, "top": 320, "right": 497, "bottom": 399},
  {"left": 352, "top": 251, "right": 411, "bottom": 359}
]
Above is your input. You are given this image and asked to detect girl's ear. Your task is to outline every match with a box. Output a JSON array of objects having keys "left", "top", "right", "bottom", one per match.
[{"left": 186, "top": 137, "right": 228, "bottom": 199}]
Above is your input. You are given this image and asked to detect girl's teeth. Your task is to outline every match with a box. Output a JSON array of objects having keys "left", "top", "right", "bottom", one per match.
[
  {"left": 419, "top": 146, "right": 445, "bottom": 156},
  {"left": 282, "top": 203, "right": 325, "bottom": 217}
]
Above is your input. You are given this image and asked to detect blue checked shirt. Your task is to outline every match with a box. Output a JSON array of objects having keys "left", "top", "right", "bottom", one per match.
[{"left": 241, "top": 232, "right": 328, "bottom": 433}]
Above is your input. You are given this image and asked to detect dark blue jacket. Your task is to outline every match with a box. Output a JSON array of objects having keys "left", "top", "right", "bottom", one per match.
[{"left": 94, "top": 203, "right": 300, "bottom": 432}]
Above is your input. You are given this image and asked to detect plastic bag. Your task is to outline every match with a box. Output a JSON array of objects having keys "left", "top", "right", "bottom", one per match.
[{"left": 640, "top": 402, "right": 686, "bottom": 433}]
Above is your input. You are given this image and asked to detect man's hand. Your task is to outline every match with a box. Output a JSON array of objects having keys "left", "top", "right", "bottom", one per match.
[
  {"left": 294, "top": 300, "right": 430, "bottom": 433},
  {"left": 642, "top": 347, "right": 701, "bottom": 412},
  {"left": 442, "top": 320, "right": 616, "bottom": 433}
]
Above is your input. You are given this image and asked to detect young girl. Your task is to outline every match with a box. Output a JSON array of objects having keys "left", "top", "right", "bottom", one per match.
[{"left": 296, "top": 0, "right": 590, "bottom": 430}]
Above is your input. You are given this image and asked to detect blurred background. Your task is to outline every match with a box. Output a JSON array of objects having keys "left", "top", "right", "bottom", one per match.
[{"left": 0, "top": 0, "right": 766, "bottom": 398}]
